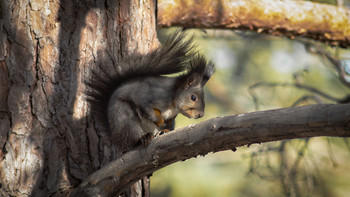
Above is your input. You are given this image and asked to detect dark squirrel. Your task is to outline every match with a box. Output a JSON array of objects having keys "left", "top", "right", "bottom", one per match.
[{"left": 85, "top": 32, "right": 215, "bottom": 154}]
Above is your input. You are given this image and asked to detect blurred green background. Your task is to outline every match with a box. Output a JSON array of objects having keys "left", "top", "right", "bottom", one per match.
[{"left": 151, "top": 27, "right": 350, "bottom": 197}]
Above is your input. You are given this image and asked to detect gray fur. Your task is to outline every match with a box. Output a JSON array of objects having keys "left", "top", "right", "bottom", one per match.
[{"left": 85, "top": 32, "right": 215, "bottom": 154}]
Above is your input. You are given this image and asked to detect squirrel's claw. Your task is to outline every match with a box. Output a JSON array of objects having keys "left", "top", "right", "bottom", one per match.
[{"left": 141, "top": 133, "right": 154, "bottom": 147}]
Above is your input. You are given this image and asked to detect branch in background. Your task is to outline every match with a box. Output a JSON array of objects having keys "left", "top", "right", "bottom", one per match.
[
  {"left": 304, "top": 42, "right": 350, "bottom": 89},
  {"left": 248, "top": 82, "right": 345, "bottom": 109},
  {"left": 61, "top": 104, "right": 350, "bottom": 196},
  {"left": 247, "top": 77, "right": 348, "bottom": 193},
  {"left": 206, "top": 78, "right": 244, "bottom": 113},
  {"left": 291, "top": 95, "right": 324, "bottom": 106},
  {"left": 158, "top": 0, "right": 350, "bottom": 48}
]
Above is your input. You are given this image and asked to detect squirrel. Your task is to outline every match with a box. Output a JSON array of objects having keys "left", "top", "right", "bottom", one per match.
[{"left": 85, "top": 32, "right": 215, "bottom": 155}]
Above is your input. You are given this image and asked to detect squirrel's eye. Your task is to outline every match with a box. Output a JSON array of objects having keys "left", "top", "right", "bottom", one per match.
[{"left": 191, "top": 95, "right": 197, "bottom": 101}]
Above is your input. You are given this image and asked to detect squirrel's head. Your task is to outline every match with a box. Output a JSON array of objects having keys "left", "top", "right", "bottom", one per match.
[
  {"left": 175, "top": 55, "right": 215, "bottom": 119},
  {"left": 176, "top": 84, "right": 205, "bottom": 119}
]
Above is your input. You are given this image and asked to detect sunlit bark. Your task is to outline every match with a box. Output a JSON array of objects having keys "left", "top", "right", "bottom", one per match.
[{"left": 158, "top": 0, "right": 350, "bottom": 47}]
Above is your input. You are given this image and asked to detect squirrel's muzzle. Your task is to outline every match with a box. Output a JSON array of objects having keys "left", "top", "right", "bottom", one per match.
[{"left": 183, "top": 109, "right": 204, "bottom": 119}]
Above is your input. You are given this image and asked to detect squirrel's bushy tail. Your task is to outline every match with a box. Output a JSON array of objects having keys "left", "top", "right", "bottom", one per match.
[
  {"left": 122, "top": 31, "right": 196, "bottom": 76},
  {"left": 84, "top": 31, "right": 196, "bottom": 131}
]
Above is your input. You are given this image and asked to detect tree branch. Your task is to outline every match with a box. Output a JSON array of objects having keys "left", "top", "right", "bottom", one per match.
[
  {"left": 65, "top": 104, "right": 350, "bottom": 196},
  {"left": 158, "top": 0, "right": 350, "bottom": 48}
]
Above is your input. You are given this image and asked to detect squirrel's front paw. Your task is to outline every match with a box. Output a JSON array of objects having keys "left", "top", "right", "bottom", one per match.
[
  {"left": 160, "top": 129, "right": 171, "bottom": 135},
  {"left": 141, "top": 133, "right": 154, "bottom": 147}
]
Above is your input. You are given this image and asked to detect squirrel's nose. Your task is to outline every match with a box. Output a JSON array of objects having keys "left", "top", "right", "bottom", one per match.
[{"left": 197, "top": 113, "right": 204, "bottom": 119}]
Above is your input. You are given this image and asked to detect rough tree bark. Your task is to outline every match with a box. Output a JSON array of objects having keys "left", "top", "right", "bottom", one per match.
[
  {"left": 0, "top": 0, "right": 157, "bottom": 196},
  {"left": 158, "top": 0, "right": 350, "bottom": 47}
]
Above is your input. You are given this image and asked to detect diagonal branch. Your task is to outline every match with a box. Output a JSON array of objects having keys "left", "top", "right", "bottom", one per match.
[
  {"left": 158, "top": 0, "right": 350, "bottom": 48},
  {"left": 63, "top": 104, "right": 350, "bottom": 196}
]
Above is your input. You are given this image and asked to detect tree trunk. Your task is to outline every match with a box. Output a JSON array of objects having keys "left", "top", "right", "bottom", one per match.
[{"left": 0, "top": 0, "right": 157, "bottom": 196}]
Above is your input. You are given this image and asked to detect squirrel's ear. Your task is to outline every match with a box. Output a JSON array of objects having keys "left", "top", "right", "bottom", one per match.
[
  {"left": 188, "top": 55, "right": 215, "bottom": 87},
  {"left": 177, "top": 55, "right": 215, "bottom": 90},
  {"left": 184, "top": 73, "right": 202, "bottom": 89},
  {"left": 200, "top": 61, "right": 215, "bottom": 87},
  {"left": 177, "top": 72, "right": 201, "bottom": 90}
]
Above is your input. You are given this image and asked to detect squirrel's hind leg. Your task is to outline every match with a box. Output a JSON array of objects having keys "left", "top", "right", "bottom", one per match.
[{"left": 109, "top": 100, "right": 158, "bottom": 152}]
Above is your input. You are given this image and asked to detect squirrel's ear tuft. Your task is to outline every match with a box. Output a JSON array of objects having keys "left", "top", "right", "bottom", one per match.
[
  {"left": 201, "top": 60, "right": 215, "bottom": 87},
  {"left": 189, "top": 55, "right": 215, "bottom": 87},
  {"left": 176, "top": 55, "right": 215, "bottom": 90},
  {"left": 176, "top": 71, "right": 201, "bottom": 90}
]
